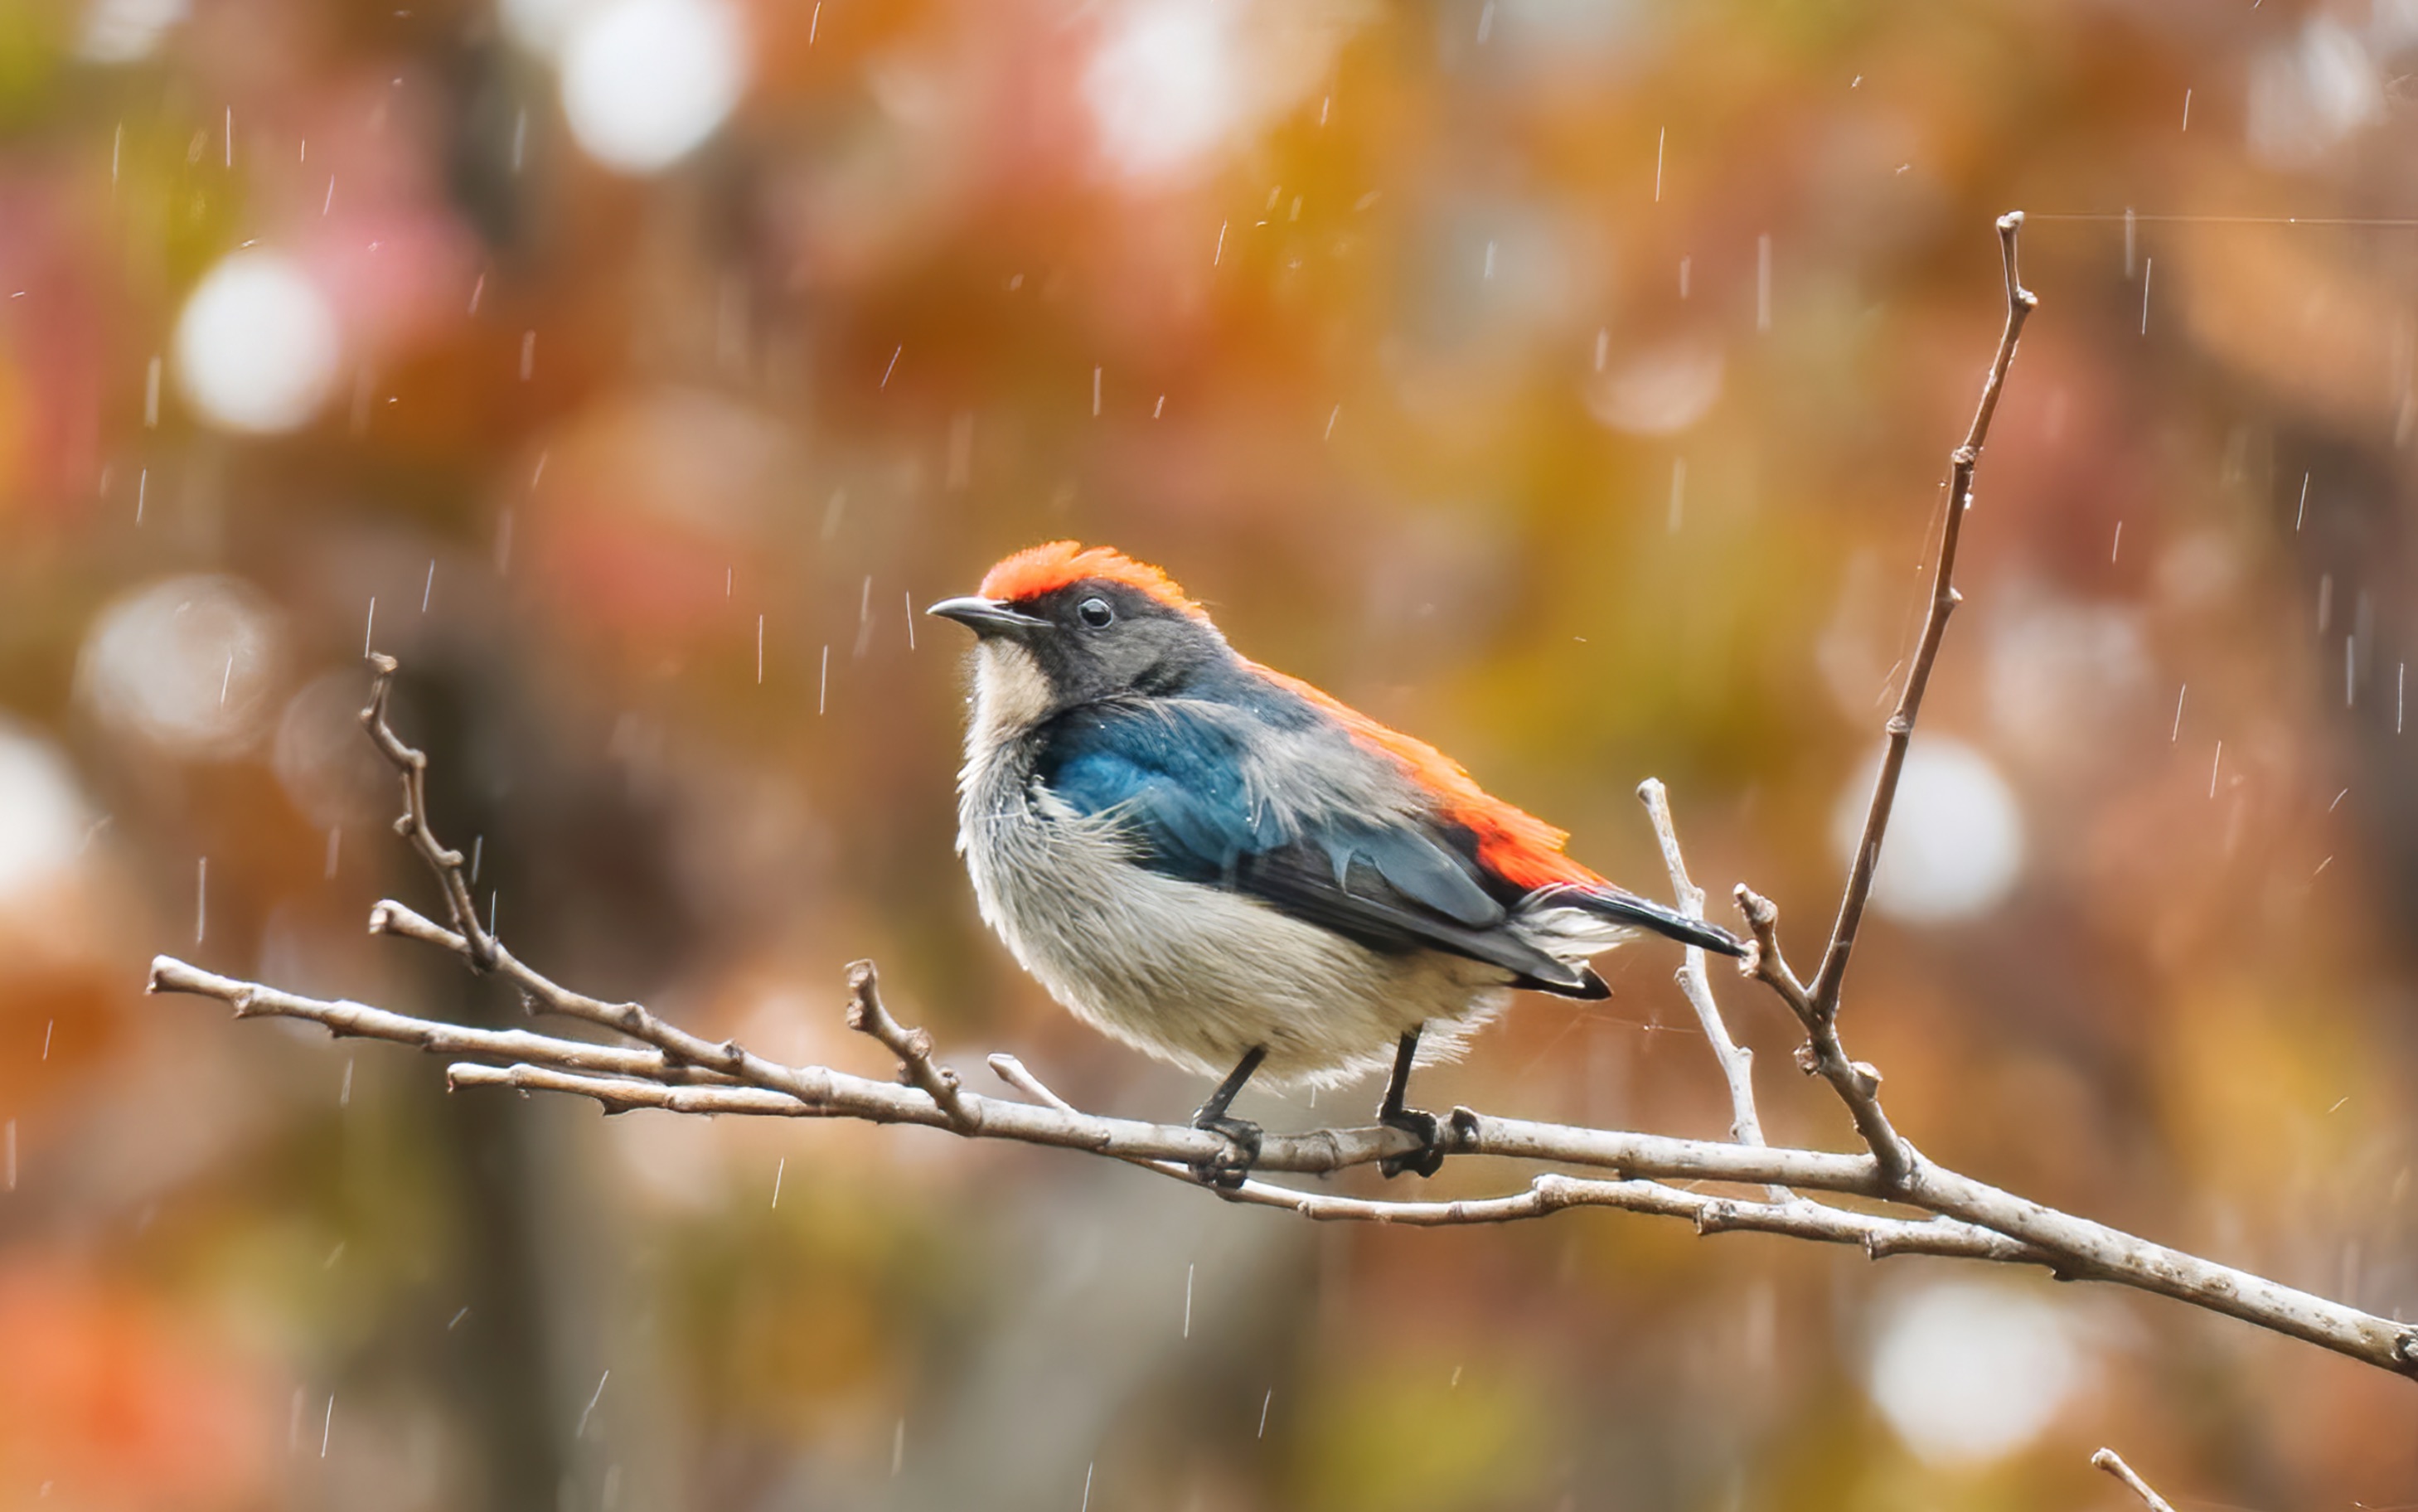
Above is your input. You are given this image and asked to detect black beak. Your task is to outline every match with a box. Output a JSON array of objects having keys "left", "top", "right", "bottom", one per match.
[{"left": 927, "top": 596, "right": 1049, "bottom": 638}]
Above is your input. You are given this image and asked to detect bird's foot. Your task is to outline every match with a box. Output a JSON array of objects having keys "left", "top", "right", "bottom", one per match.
[
  {"left": 1377, "top": 1106, "right": 1446, "bottom": 1179},
  {"left": 1190, "top": 1112, "right": 1262, "bottom": 1190}
]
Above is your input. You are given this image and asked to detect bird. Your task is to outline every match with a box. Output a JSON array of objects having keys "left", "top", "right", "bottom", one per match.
[{"left": 929, "top": 541, "right": 1744, "bottom": 1187}]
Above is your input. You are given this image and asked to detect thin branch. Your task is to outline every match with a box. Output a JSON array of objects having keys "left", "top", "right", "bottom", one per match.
[
  {"left": 1637, "top": 778, "right": 1768, "bottom": 1151},
  {"left": 156, "top": 942, "right": 2418, "bottom": 1374},
  {"left": 845, "top": 960, "right": 974, "bottom": 1129},
  {"left": 1811, "top": 211, "right": 2036, "bottom": 1016},
  {"left": 146, "top": 957, "right": 741, "bottom": 1087},
  {"left": 361, "top": 654, "right": 495, "bottom": 971},
  {"left": 1737, "top": 883, "right": 1910, "bottom": 1188},
  {"left": 1725, "top": 213, "right": 2035, "bottom": 1190},
  {"left": 139, "top": 215, "right": 2418, "bottom": 1385},
  {"left": 2091, "top": 1449, "right": 2178, "bottom": 1512}
]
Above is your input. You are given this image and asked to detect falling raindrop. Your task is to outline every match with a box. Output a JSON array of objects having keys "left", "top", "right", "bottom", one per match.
[
  {"left": 195, "top": 855, "right": 206, "bottom": 943},
  {"left": 578, "top": 1371, "right": 610, "bottom": 1437},
  {"left": 771, "top": 1156, "right": 783, "bottom": 1209}
]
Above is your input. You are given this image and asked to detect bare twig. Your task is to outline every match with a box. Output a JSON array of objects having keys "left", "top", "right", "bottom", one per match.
[
  {"left": 1636, "top": 778, "right": 1767, "bottom": 1151},
  {"left": 1812, "top": 211, "right": 2036, "bottom": 1016},
  {"left": 1737, "top": 883, "right": 1910, "bottom": 1188},
  {"left": 2091, "top": 1449, "right": 2178, "bottom": 1512},
  {"left": 141, "top": 214, "right": 2418, "bottom": 1384},
  {"left": 155, "top": 938, "right": 2418, "bottom": 1373},
  {"left": 845, "top": 960, "right": 976, "bottom": 1128},
  {"left": 1727, "top": 213, "right": 2035, "bottom": 1191},
  {"left": 361, "top": 654, "right": 495, "bottom": 971}
]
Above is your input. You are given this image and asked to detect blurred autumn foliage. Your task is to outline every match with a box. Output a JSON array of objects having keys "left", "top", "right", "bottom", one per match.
[{"left": 2, "top": 0, "right": 2417, "bottom": 1507}]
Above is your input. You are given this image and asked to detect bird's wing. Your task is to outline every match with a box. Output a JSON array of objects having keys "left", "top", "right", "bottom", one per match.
[{"left": 1035, "top": 700, "right": 1603, "bottom": 995}]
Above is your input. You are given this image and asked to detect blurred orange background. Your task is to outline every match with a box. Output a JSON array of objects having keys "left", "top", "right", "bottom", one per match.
[{"left": 2, "top": 0, "right": 2416, "bottom": 1506}]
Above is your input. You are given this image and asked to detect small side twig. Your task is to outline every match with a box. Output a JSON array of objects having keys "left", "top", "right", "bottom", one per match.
[
  {"left": 1636, "top": 780, "right": 1776, "bottom": 1182},
  {"left": 2091, "top": 1449, "right": 2178, "bottom": 1512},
  {"left": 361, "top": 653, "right": 495, "bottom": 970},
  {"left": 846, "top": 960, "right": 976, "bottom": 1129},
  {"left": 1737, "top": 883, "right": 1911, "bottom": 1188}
]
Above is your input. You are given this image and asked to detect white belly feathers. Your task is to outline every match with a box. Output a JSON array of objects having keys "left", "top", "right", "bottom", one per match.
[{"left": 957, "top": 758, "right": 1509, "bottom": 1089}]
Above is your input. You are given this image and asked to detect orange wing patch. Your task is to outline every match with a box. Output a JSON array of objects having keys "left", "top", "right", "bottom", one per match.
[
  {"left": 980, "top": 541, "right": 1209, "bottom": 623},
  {"left": 1248, "top": 663, "right": 1602, "bottom": 893}
]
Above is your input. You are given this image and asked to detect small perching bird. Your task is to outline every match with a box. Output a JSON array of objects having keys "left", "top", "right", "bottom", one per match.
[{"left": 931, "top": 542, "right": 1744, "bottom": 1185}]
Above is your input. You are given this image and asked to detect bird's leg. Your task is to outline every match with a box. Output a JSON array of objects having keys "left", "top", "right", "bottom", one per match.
[
  {"left": 1376, "top": 1025, "right": 1446, "bottom": 1179},
  {"left": 1190, "top": 1044, "right": 1267, "bottom": 1190}
]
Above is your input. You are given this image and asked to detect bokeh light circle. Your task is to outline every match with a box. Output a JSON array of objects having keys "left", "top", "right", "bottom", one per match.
[
  {"left": 1867, "top": 1280, "right": 2084, "bottom": 1465},
  {"left": 76, "top": 575, "right": 285, "bottom": 760},
  {"left": 172, "top": 251, "right": 342, "bottom": 435},
  {"left": 560, "top": 0, "right": 745, "bottom": 174},
  {"left": 0, "top": 720, "right": 92, "bottom": 904},
  {"left": 273, "top": 671, "right": 394, "bottom": 831},
  {"left": 1832, "top": 736, "right": 2023, "bottom": 924}
]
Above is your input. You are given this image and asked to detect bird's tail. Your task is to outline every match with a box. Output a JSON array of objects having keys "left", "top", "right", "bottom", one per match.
[{"left": 1531, "top": 884, "right": 1748, "bottom": 958}]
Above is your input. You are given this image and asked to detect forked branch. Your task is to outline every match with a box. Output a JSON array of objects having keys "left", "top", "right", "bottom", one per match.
[{"left": 143, "top": 215, "right": 2418, "bottom": 1383}]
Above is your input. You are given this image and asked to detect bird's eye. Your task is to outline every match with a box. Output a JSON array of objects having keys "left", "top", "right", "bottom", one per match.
[{"left": 1077, "top": 597, "right": 1115, "bottom": 629}]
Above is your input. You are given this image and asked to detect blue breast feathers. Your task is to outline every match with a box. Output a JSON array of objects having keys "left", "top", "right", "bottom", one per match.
[{"left": 1031, "top": 696, "right": 1599, "bottom": 995}]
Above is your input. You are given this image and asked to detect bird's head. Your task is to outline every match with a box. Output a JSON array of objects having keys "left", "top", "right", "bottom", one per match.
[{"left": 929, "top": 542, "right": 1230, "bottom": 733}]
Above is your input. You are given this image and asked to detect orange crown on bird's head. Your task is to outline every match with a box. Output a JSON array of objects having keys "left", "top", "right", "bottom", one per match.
[
  {"left": 973, "top": 540, "right": 1599, "bottom": 894},
  {"left": 979, "top": 541, "right": 1210, "bottom": 623}
]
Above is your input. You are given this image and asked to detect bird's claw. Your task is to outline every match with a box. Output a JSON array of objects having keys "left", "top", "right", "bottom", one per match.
[
  {"left": 1190, "top": 1113, "right": 1262, "bottom": 1190},
  {"left": 1378, "top": 1106, "right": 1446, "bottom": 1179}
]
